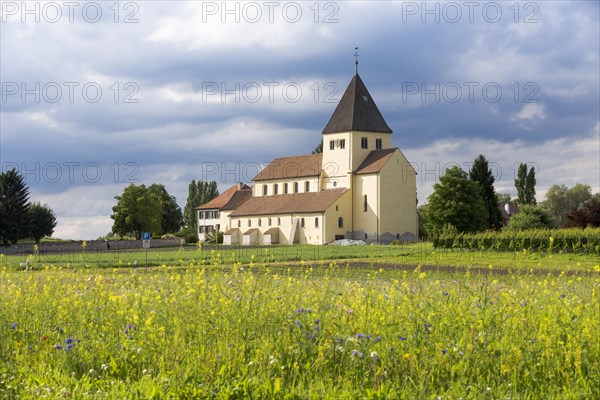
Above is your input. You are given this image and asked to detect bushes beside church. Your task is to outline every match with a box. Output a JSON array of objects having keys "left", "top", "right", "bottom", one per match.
[{"left": 432, "top": 227, "right": 600, "bottom": 254}]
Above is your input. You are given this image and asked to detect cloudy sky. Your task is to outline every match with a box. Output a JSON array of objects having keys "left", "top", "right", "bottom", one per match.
[{"left": 1, "top": 0, "right": 599, "bottom": 239}]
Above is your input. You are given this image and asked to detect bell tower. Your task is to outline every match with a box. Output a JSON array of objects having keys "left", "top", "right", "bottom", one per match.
[{"left": 321, "top": 67, "right": 393, "bottom": 190}]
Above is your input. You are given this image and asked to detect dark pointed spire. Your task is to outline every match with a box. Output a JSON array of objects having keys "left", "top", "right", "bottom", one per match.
[
  {"left": 322, "top": 74, "right": 392, "bottom": 134},
  {"left": 354, "top": 47, "right": 359, "bottom": 75}
]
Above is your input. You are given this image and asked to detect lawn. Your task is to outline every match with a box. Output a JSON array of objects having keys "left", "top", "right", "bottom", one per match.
[
  {"left": 2, "top": 242, "right": 599, "bottom": 273},
  {"left": 1, "top": 254, "right": 598, "bottom": 398}
]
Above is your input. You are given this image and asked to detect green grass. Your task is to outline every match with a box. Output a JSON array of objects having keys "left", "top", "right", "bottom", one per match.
[
  {"left": 1, "top": 263, "right": 598, "bottom": 398},
  {"left": 2, "top": 242, "right": 599, "bottom": 273}
]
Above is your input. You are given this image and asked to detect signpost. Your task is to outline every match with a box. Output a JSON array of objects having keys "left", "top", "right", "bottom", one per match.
[{"left": 142, "top": 232, "right": 151, "bottom": 269}]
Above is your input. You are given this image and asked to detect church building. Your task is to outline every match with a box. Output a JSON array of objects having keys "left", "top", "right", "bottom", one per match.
[{"left": 197, "top": 71, "right": 417, "bottom": 245}]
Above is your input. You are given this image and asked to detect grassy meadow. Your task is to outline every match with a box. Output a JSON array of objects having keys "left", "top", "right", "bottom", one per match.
[{"left": 0, "top": 244, "right": 599, "bottom": 398}]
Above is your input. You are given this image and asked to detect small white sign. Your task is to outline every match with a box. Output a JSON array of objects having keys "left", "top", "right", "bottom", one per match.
[{"left": 142, "top": 240, "right": 150, "bottom": 249}]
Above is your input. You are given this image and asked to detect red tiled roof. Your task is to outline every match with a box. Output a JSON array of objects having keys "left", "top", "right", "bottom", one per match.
[
  {"left": 355, "top": 148, "right": 397, "bottom": 175},
  {"left": 243, "top": 228, "right": 258, "bottom": 235},
  {"left": 197, "top": 183, "right": 251, "bottom": 210},
  {"left": 253, "top": 154, "right": 322, "bottom": 182},
  {"left": 230, "top": 188, "right": 348, "bottom": 217}
]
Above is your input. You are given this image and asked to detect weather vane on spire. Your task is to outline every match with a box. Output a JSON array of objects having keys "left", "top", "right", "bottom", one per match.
[{"left": 354, "top": 47, "right": 359, "bottom": 74}]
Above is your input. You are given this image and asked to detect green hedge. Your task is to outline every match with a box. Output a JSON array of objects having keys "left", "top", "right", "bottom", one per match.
[{"left": 432, "top": 227, "right": 600, "bottom": 254}]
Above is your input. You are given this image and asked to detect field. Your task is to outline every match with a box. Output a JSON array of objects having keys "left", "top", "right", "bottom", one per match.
[{"left": 1, "top": 245, "right": 599, "bottom": 398}]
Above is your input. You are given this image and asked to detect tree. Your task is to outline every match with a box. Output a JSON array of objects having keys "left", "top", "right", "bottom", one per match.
[
  {"left": 111, "top": 184, "right": 162, "bottom": 239},
  {"left": 0, "top": 168, "right": 31, "bottom": 244},
  {"left": 542, "top": 183, "right": 592, "bottom": 226},
  {"left": 507, "top": 205, "right": 553, "bottom": 230},
  {"left": 469, "top": 155, "right": 502, "bottom": 229},
  {"left": 312, "top": 139, "right": 323, "bottom": 154},
  {"left": 515, "top": 163, "right": 536, "bottom": 205},
  {"left": 566, "top": 196, "right": 600, "bottom": 227},
  {"left": 183, "top": 180, "right": 219, "bottom": 229},
  {"left": 148, "top": 184, "right": 183, "bottom": 234},
  {"left": 425, "top": 166, "right": 488, "bottom": 235},
  {"left": 496, "top": 193, "right": 513, "bottom": 206},
  {"left": 525, "top": 167, "right": 536, "bottom": 205},
  {"left": 183, "top": 180, "right": 200, "bottom": 229},
  {"left": 28, "top": 202, "right": 57, "bottom": 243}
]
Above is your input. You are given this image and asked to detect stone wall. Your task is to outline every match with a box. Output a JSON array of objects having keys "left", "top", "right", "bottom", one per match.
[{"left": 0, "top": 239, "right": 185, "bottom": 256}]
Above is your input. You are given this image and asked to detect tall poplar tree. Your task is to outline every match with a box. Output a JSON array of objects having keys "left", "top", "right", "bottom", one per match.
[
  {"left": 515, "top": 163, "right": 537, "bottom": 205},
  {"left": 183, "top": 180, "right": 219, "bottom": 229}
]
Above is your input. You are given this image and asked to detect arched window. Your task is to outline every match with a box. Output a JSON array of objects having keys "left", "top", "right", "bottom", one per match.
[
  {"left": 338, "top": 217, "right": 344, "bottom": 228},
  {"left": 274, "top": 184, "right": 278, "bottom": 195},
  {"left": 268, "top": 218, "right": 272, "bottom": 226},
  {"left": 363, "top": 195, "right": 368, "bottom": 212},
  {"left": 284, "top": 183, "right": 289, "bottom": 194},
  {"left": 305, "top": 181, "right": 310, "bottom": 192},
  {"left": 294, "top": 182, "right": 299, "bottom": 193},
  {"left": 315, "top": 217, "right": 319, "bottom": 228},
  {"left": 258, "top": 219, "right": 262, "bottom": 227},
  {"left": 248, "top": 219, "right": 251, "bottom": 227},
  {"left": 237, "top": 220, "right": 241, "bottom": 228},
  {"left": 263, "top": 185, "right": 268, "bottom": 196},
  {"left": 300, "top": 218, "right": 305, "bottom": 228},
  {"left": 277, "top": 217, "right": 281, "bottom": 226}
]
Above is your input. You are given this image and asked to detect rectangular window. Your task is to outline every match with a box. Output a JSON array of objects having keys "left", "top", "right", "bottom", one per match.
[
  {"left": 340, "top": 139, "right": 345, "bottom": 149},
  {"left": 329, "top": 140, "right": 335, "bottom": 150},
  {"left": 375, "top": 138, "right": 382, "bottom": 150},
  {"left": 215, "top": 211, "right": 220, "bottom": 219},
  {"left": 361, "top": 137, "right": 368, "bottom": 149}
]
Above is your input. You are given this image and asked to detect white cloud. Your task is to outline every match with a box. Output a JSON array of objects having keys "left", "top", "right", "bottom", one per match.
[{"left": 405, "top": 134, "right": 600, "bottom": 204}]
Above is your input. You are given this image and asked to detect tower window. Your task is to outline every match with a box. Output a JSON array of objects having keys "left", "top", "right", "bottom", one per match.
[
  {"left": 294, "top": 182, "right": 299, "bottom": 193},
  {"left": 375, "top": 138, "right": 382, "bottom": 150},
  {"left": 315, "top": 217, "right": 319, "bottom": 228},
  {"left": 268, "top": 218, "right": 272, "bottom": 226},
  {"left": 248, "top": 219, "right": 251, "bottom": 227},
  {"left": 284, "top": 183, "right": 288, "bottom": 194},
  {"left": 329, "top": 140, "right": 335, "bottom": 150},
  {"left": 237, "top": 220, "right": 241, "bottom": 228},
  {"left": 301, "top": 218, "right": 305, "bottom": 228},
  {"left": 274, "top": 184, "right": 278, "bottom": 195},
  {"left": 361, "top": 137, "right": 368, "bottom": 149},
  {"left": 263, "top": 185, "right": 268, "bottom": 196},
  {"left": 305, "top": 181, "right": 310, "bottom": 192},
  {"left": 339, "top": 139, "right": 346, "bottom": 149},
  {"left": 338, "top": 217, "right": 344, "bottom": 228},
  {"left": 258, "top": 219, "right": 262, "bottom": 227},
  {"left": 277, "top": 217, "right": 281, "bottom": 226}
]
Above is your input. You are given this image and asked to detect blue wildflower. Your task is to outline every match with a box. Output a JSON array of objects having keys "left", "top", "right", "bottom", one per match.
[
  {"left": 374, "top": 335, "right": 381, "bottom": 343},
  {"left": 356, "top": 333, "right": 364, "bottom": 339},
  {"left": 442, "top": 349, "right": 448, "bottom": 355},
  {"left": 54, "top": 345, "right": 62, "bottom": 350},
  {"left": 295, "top": 321, "right": 302, "bottom": 329},
  {"left": 400, "top": 336, "right": 407, "bottom": 341},
  {"left": 10, "top": 322, "right": 17, "bottom": 330},
  {"left": 65, "top": 338, "right": 73, "bottom": 344}
]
